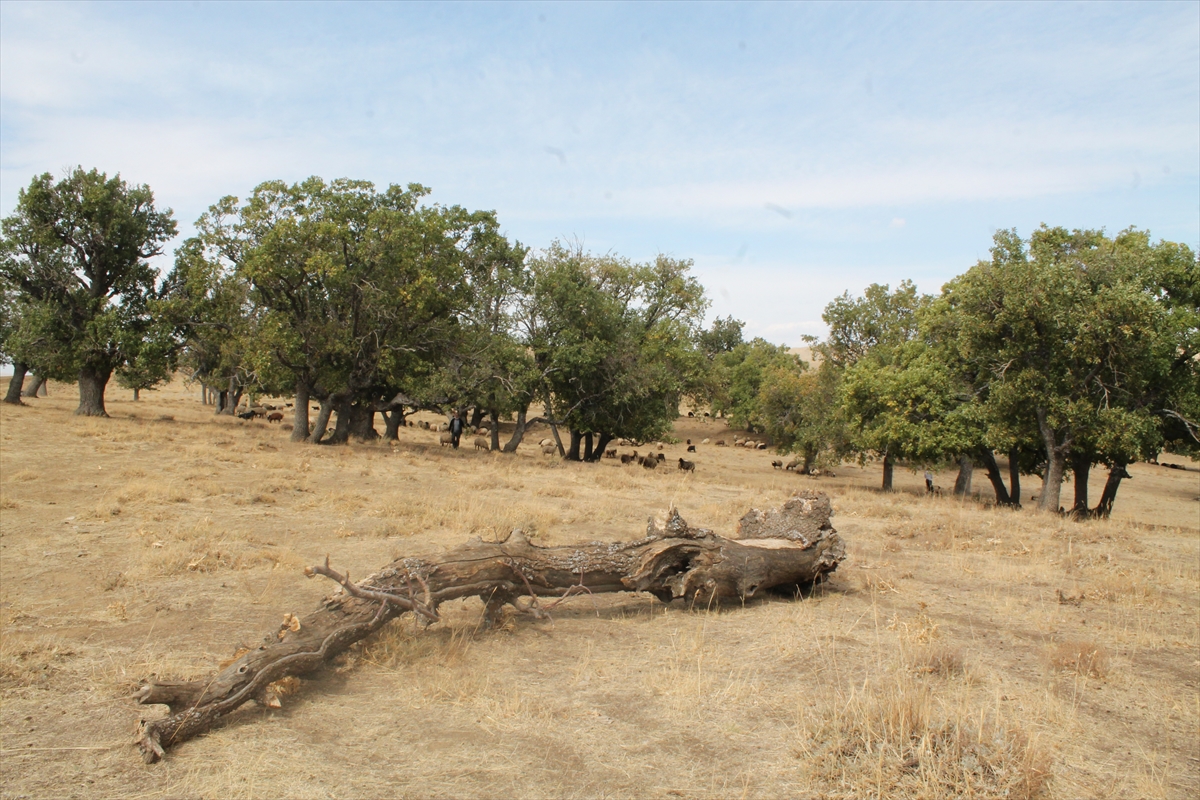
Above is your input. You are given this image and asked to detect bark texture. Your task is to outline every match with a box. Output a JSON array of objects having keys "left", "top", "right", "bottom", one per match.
[{"left": 133, "top": 492, "right": 845, "bottom": 763}]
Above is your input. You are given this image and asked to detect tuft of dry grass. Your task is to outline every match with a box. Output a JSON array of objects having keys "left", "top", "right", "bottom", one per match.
[
  {"left": 801, "top": 669, "right": 1052, "bottom": 799},
  {"left": 1048, "top": 640, "right": 1110, "bottom": 678}
]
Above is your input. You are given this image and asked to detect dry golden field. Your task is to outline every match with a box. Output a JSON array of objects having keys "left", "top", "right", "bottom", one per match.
[{"left": 1, "top": 377, "right": 1197, "bottom": 799}]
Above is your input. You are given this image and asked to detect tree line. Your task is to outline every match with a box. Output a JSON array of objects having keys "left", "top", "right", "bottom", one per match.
[{"left": 2, "top": 168, "right": 1196, "bottom": 516}]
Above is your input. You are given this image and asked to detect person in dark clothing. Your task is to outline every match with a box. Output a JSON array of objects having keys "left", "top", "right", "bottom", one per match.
[
  {"left": 449, "top": 413, "right": 465, "bottom": 449},
  {"left": 924, "top": 469, "right": 934, "bottom": 493}
]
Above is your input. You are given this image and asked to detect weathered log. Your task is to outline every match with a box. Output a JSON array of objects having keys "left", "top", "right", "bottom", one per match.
[{"left": 133, "top": 491, "right": 844, "bottom": 762}]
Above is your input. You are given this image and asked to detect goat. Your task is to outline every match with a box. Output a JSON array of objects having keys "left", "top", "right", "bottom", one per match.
[
  {"left": 604, "top": 448, "right": 617, "bottom": 458},
  {"left": 620, "top": 453, "right": 636, "bottom": 464},
  {"left": 687, "top": 444, "right": 696, "bottom": 452},
  {"left": 267, "top": 411, "right": 284, "bottom": 423},
  {"left": 757, "top": 442, "right": 768, "bottom": 450},
  {"left": 655, "top": 453, "right": 665, "bottom": 462},
  {"left": 678, "top": 458, "right": 695, "bottom": 472}
]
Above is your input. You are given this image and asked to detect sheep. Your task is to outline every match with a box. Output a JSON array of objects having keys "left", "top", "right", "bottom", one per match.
[
  {"left": 641, "top": 455, "right": 658, "bottom": 469},
  {"left": 236, "top": 410, "right": 257, "bottom": 420},
  {"left": 785, "top": 459, "right": 801, "bottom": 471},
  {"left": 655, "top": 453, "right": 665, "bottom": 462},
  {"left": 734, "top": 437, "right": 745, "bottom": 446},
  {"left": 757, "top": 442, "right": 768, "bottom": 450},
  {"left": 678, "top": 458, "right": 695, "bottom": 472},
  {"left": 687, "top": 411, "right": 694, "bottom": 417},
  {"left": 604, "top": 448, "right": 617, "bottom": 458},
  {"left": 267, "top": 411, "right": 284, "bottom": 423},
  {"left": 539, "top": 438, "right": 554, "bottom": 447},
  {"left": 618, "top": 439, "right": 632, "bottom": 446},
  {"left": 262, "top": 403, "right": 277, "bottom": 411},
  {"left": 701, "top": 438, "right": 710, "bottom": 444},
  {"left": 542, "top": 444, "right": 557, "bottom": 455},
  {"left": 687, "top": 444, "right": 696, "bottom": 452},
  {"left": 439, "top": 432, "right": 454, "bottom": 447},
  {"left": 771, "top": 460, "right": 783, "bottom": 469},
  {"left": 657, "top": 444, "right": 664, "bottom": 451},
  {"left": 716, "top": 439, "right": 726, "bottom": 446},
  {"left": 620, "top": 453, "right": 636, "bottom": 465},
  {"left": 438, "top": 422, "right": 449, "bottom": 432},
  {"left": 686, "top": 439, "right": 692, "bottom": 445},
  {"left": 473, "top": 436, "right": 489, "bottom": 451}
]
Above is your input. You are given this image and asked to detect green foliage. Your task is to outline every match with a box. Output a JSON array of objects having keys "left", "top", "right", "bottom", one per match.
[
  {"left": 0, "top": 168, "right": 177, "bottom": 410},
  {"left": 710, "top": 338, "right": 802, "bottom": 431},
  {"left": 754, "top": 360, "right": 847, "bottom": 471},
  {"left": 524, "top": 242, "right": 708, "bottom": 449}
]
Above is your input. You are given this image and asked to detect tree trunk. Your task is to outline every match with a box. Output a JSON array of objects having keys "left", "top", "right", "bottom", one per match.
[
  {"left": 75, "top": 366, "right": 111, "bottom": 417},
  {"left": 469, "top": 407, "right": 485, "bottom": 430},
  {"left": 133, "top": 492, "right": 846, "bottom": 763},
  {"left": 215, "top": 390, "right": 229, "bottom": 414},
  {"left": 953, "top": 454, "right": 974, "bottom": 497},
  {"left": 567, "top": 430, "right": 583, "bottom": 461},
  {"left": 1008, "top": 448, "right": 1022, "bottom": 506},
  {"left": 582, "top": 432, "right": 594, "bottom": 461},
  {"left": 291, "top": 382, "right": 311, "bottom": 443},
  {"left": 502, "top": 407, "right": 530, "bottom": 453},
  {"left": 587, "top": 432, "right": 614, "bottom": 462},
  {"left": 976, "top": 449, "right": 1011, "bottom": 505},
  {"left": 489, "top": 410, "right": 501, "bottom": 452},
  {"left": 543, "top": 387, "right": 566, "bottom": 456},
  {"left": 347, "top": 402, "right": 378, "bottom": 441},
  {"left": 133, "top": 387, "right": 141, "bottom": 401},
  {"left": 3, "top": 362, "right": 28, "bottom": 405},
  {"left": 22, "top": 374, "right": 46, "bottom": 398},
  {"left": 1092, "top": 461, "right": 1129, "bottom": 519},
  {"left": 1070, "top": 452, "right": 1091, "bottom": 516},
  {"left": 881, "top": 453, "right": 894, "bottom": 491},
  {"left": 325, "top": 396, "right": 354, "bottom": 444},
  {"left": 382, "top": 408, "right": 404, "bottom": 440},
  {"left": 1036, "top": 408, "right": 1071, "bottom": 512},
  {"left": 309, "top": 398, "right": 336, "bottom": 444}
]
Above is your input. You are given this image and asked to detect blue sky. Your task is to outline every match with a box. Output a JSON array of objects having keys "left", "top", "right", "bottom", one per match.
[{"left": 1, "top": 1, "right": 1196, "bottom": 344}]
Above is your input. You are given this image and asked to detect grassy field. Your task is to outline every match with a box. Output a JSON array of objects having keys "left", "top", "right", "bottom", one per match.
[{"left": 1, "top": 377, "right": 1197, "bottom": 799}]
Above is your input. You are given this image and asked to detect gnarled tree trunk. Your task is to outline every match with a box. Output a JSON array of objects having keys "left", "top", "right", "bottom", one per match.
[
  {"left": 953, "top": 454, "right": 974, "bottom": 496},
  {"left": 22, "top": 374, "right": 46, "bottom": 398},
  {"left": 133, "top": 492, "right": 846, "bottom": 763},
  {"left": 75, "top": 366, "right": 110, "bottom": 416}
]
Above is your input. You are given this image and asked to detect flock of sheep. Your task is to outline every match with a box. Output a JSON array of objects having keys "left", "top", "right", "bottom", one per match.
[{"left": 232, "top": 401, "right": 817, "bottom": 477}]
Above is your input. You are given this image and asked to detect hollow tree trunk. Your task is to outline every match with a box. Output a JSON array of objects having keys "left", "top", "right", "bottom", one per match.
[
  {"left": 3, "top": 363, "right": 28, "bottom": 405},
  {"left": 953, "top": 454, "right": 974, "bottom": 497},
  {"left": 291, "top": 382, "right": 310, "bottom": 443},
  {"left": 1036, "top": 408, "right": 1071, "bottom": 512},
  {"left": 133, "top": 492, "right": 846, "bottom": 763},
  {"left": 22, "top": 374, "right": 46, "bottom": 398},
  {"left": 881, "top": 453, "right": 894, "bottom": 491},
  {"left": 1009, "top": 448, "right": 1022, "bottom": 506},
  {"left": 1070, "top": 452, "right": 1091, "bottom": 516},
  {"left": 1092, "top": 461, "right": 1129, "bottom": 519},
  {"left": 75, "top": 366, "right": 111, "bottom": 417},
  {"left": 976, "top": 449, "right": 1011, "bottom": 505}
]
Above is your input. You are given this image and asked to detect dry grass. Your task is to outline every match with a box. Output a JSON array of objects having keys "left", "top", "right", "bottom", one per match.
[{"left": 1, "top": 376, "right": 1198, "bottom": 799}]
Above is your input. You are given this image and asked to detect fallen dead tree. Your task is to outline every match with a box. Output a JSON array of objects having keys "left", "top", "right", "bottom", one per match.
[{"left": 134, "top": 491, "right": 845, "bottom": 762}]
